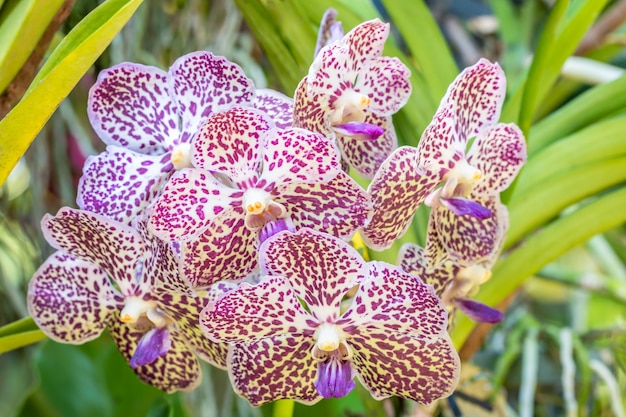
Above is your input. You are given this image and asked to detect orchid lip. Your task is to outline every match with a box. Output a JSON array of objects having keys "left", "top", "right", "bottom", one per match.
[{"left": 333, "top": 122, "right": 384, "bottom": 140}]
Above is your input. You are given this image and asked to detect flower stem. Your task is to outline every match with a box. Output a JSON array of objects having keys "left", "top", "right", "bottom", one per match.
[{"left": 272, "top": 400, "right": 294, "bottom": 417}]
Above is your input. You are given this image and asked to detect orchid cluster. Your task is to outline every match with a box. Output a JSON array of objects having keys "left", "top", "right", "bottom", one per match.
[{"left": 27, "top": 10, "right": 526, "bottom": 408}]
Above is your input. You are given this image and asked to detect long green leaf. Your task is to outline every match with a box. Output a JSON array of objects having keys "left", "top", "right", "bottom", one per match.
[
  {"left": 380, "top": 0, "right": 457, "bottom": 105},
  {"left": 0, "top": 0, "right": 64, "bottom": 92},
  {"left": 0, "top": 316, "right": 38, "bottom": 338},
  {"left": 451, "top": 186, "right": 626, "bottom": 348},
  {"left": 0, "top": 0, "right": 144, "bottom": 186}
]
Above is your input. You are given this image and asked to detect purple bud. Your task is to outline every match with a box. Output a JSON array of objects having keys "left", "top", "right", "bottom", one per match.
[
  {"left": 130, "top": 327, "right": 172, "bottom": 368},
  {"left": 334, "top": 122, "right": 384, "bottom": 140},
  {"left": 315, "top": 8, "right": 344, "bottom": 57},
  {"left": 315, "top": 357, "right": 356, "bottom": 398},
  {"left": 441, "top": 197, "right": 492, "bottom": 219},
  {"left": 259, "top": 217, "right": 296, "bottom": 245},
  {"left": 456, "top": 298, "right": 503, "bottom": 324}
]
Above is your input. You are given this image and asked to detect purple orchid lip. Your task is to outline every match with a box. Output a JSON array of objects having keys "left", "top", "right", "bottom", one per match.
[
  {"left": 333, "top": 122, "right": 384, "bottom": 140},
  {"left": 455, "top": 298, "right": 504, "bottom": 324},
  {"left": 315, "top": 356, "right": 356, "bottom": 398},
  {"left": 258, "top": 217, "right": 296, "bottom": 245},
  {"left": 441, "top": 197, "right": 493, "bottom": 219},
  {"left": 130, "top": 326, "right": 172, "bottom": 368}
]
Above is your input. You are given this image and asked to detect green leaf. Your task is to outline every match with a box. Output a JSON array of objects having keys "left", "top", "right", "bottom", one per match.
[
  {"left": 0, "top": 0, "right": 144, "bottom": 186},
  {"left": 452, "top": 185, "right": 626, "bottom": 349},
  {"left": 0, "top": 316, "right": 39, "bottom": 338},
  {"left": 519, "top": 0, "right": 609, "bottom": 135},
  {"left": 0, "top": 0, "right": 64, "bottom": 92},
  {"left": 380, "top": 0, "right": 457, "bottom": 104}
]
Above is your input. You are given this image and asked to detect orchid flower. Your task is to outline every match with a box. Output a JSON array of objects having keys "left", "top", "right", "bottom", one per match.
[
  {"left": 78, "top": 51, "right": 293, "bottom": 224},
  {"left": 360, "top": 59, "right": 524, "bottom": 251},
  {"left": 200, "top": 228, "right": 459, "bottom": 406},
  {"left": 398, "top": 243, "right": 503, "bottom": 324},
  {"left": 148, "top": 106, "right": 371, "bottom": 289},
  {"left": 27, "top": 207, "right": 227, "bottom": 392},
  {"left": 293, "top": 19, "right": 411, "bottom": 179}
]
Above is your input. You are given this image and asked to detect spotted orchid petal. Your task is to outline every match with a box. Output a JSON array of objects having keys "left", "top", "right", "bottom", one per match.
[
  {"left": 277, "top": 173, "right": 372, "bottom": 240},
  {"left": 292, "top": 78, "right": 331, "bottom": 136},
  {"left": 77, "top": 146, "right": 172, "bottom": 224},
  {"left": 27, "top": 252, "right": 119, "bottom": 344},
  {"left": 341, "top": 262, "right": 448, "bottom": 340},
  {"left": 201, "top": 276, "right": 313, "bottom": 343},
  {"left": 169, "top": 52, "right": 255, "bottom": 144},
  {"left": 88, "top": 63, "right": 178, "bottom": 155},
  {"left": 397, "top": 244, "right": 458, "bottom": 296},
  {"left": 108, "top": 318, "right": 201, "bottom": 393},
  {"left": 308, "top": 43, "right": 353, "bottom": 101},
  {"left": 342, "top": 19, "right": 389, "bottom": 71},
  {"left": 315, "top": 8, "right": 343, "bottom": 57},
  {"left": 260, "top": 229, "right": 368, "bottom": 322},
  {"left": 148, "top": 168, "right": 241, "bottom": 242},
  {"left": 360, "top": 147, "right": 440, "bottom": 250},
  {"left": 469, "top": 123, "right": 527, "bottom": 195},
  {"left": 228, "top": 335, "right": 320, "bottom": 406},
  {"left": 254, "top": 88, "right": 294, "bottom": 129},
  {"left": 181, "top": 214, "right": 257, "bottom": 288},
  {"left": 359, "top": 56, "right": 411, "bottom": 115},
  {"left": 42, "top": 207, "right": 145, "bottom": 294},
  {"left": 427, "top": 194, "right": 508, "bottom": 266},
  {"left": 456, "top": 298, "right": 504, "bottom": 324},
  {"left": 351, "top": 331, "right": 459, "bottom": 405},
  {"left": 436, "top": 58, "right": 506, "bottom": 146},
  {"left": 260, "top": 128, "right": 341, "bottom": 187},
  {"left": 337, "top": 114, "right": 397, "bottom": 179},
  {"left": 156, "top": 289, "right": 229, "bottom": 368},
  {"left": 192, "top": 107, "right": 271, "bottom": 187}
]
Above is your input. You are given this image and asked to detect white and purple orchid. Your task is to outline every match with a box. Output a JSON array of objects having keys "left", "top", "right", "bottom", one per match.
[
  {"left": 361, "top": 59, "right": 525, "bottom": 252},
  {"left": 148, "top": 106, "right": 371, "bottom": 289},
  {"left": 293, "top": 18, "right": 411, "bottom": 179},
  {"left": 27, "top": 207, "right": 227, "bottom": 392},
  {"left": 78, "top": 51, "right": 293, "bottom": 224},
  {"left": 200, "top": 228, "right": 460, "bottom": 406}
]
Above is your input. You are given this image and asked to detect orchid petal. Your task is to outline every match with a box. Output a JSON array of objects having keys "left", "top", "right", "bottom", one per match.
[
  {"left": 42, "top": 207, "right": 144, "bottom": 294},
  {"left": 397, "top": 244, "right": 457, "bottom": 296},
  {"left": 228, "top": 335, "right": 320, "bottom": 406},
  {"left": 278, "top": 173, "right": 372, "bottom": 240},
  {"left": 148, "top": 168, "right": 241, "bottom": 242},
  {"left": 341, "top": 262, "right": 448, "bottom": 340},
  {"left": 351, "top": 331, "right": 459, "bottom": 405},
  {"left": 27, "top": 252, "right": 118, "bottom": 344},
  {"left": 292, "top": 78, "right": 331, "bottom": 136},
  {"left": 440, "top": 197, "right": 493, "bottom": 219},
  {"left": 181, "top": 213, "right": 257, "bottom": 289},
  {"left": 360, "top": 147, "right": 440, "bottom": 250},
  {"left": 415, "top": 107, "right": 463, "bottom": 171},
  {"left": 254, "top": 88, "right": 294, "bottom": 129},
  {"left": 108, "top": 319, "right": 201, "bottom": 392},
  {"left": 260, "top": 229, "right": 368, "bottom": 322},
  {"left": 436, "top": 58, "right": 506, "bottom": 143},
  {"left": 88, "top": 63, "right": 177, "bottom": 154},
  {"left": 260, "top": 128, "right": 341, "bottom": 187},
  {"left": 77, "top": 146, "right": 171, "bottom": 225},
  {"left": 200, "top": 276, "right": 313, "bottom": 343},
  {"left": 428, "top": 195, "right": 508, "bottom": 266},
  {"left": 469, "top": 123, "right": 527, "bottom": 195},
  {"left": 342, "top": 19, "right": 389, "bottom": 71},
  {"left": 358, "top": 56, "right": 411, "bottom": 115},
  {"left": 192, "top": 106, "right": 271, "bottom": 187},
  {"left": 337, "top": 113, "right": 397, "bottom": 179},
  {"left": 315, "top": 8, "right": 343, "bottom": 57},
  {"left": 456, "top": 298, "right": 504, "bottom": 324},
  {"left": 308, "top": 43, "right": 352, "bottom": 101},
  {"left": 169, "top": 51, "right": 255, "bottom": 144}
]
